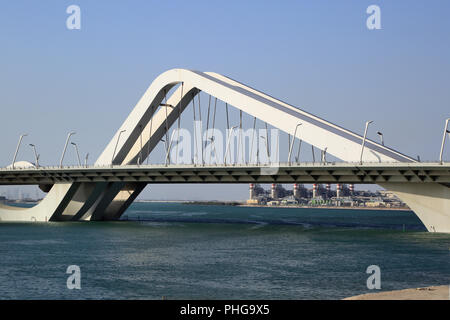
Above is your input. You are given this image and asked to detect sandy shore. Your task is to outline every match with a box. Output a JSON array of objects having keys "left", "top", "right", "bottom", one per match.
[{"left": 344, "top": 285, "right": 449, "bottom": 300}]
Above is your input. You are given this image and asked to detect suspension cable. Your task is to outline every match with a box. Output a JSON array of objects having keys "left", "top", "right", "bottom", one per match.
[
  {"left": 225, "top": 103, "right": 230, "bottom": 130},
  {"left": 224, "top": 102, "right": 232, "bottom": 164},
  {"left": 204, "top": 95, "right": 211, "bottom": 163},
  {"left": 210, "top": 97, "right": 218, "bottom": 164},
  {"left": 139, "top": 124, "right": 143, "bottom": 165},
  {"left": 197, "top": 93, "right": 204, "bottom": 164},
  {"left": 265, "top": 122, "right": 270, "bottom": 158},
  {"left": 192, "top": 92, "right": 198, "bottom": 164},
  {"left": 163, "top": 89, "right": 169, "bottom": 155},
  {"left": 239, "top": 110, "right": 244, "bottom": 164},
  {"left": 288, "top": 134, "right": 291, "bottom": 161},
  {"left": 275, "top": 129, "right": 279, "bottom": 163},
  {"left": 147, "top": 105, "right": 154, "bottom": 165},
  {"left": 296, "top": 139, "right": 302, "bottom": 163},
  {"left": 176, "top": 82, "right": 183, "bottom": 164},
  {"left": 250, "top": 117, "right": 256, "bottom": 164}
]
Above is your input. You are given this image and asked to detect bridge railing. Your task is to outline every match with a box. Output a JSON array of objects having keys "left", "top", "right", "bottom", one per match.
[{"left": 0, "top": 160, "right": 448, "bottom": 171}]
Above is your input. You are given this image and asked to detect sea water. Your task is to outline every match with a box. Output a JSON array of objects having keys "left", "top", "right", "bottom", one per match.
[{"left": 0, "top": 202, "right": 448, "bottom": 299}]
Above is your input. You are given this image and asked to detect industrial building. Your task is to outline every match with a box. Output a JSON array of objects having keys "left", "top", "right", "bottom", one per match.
[{"left": 246, "top": 183, "right": 406, "bottom": 209}]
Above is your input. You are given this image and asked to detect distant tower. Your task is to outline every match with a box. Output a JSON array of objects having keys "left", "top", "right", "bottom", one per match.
[
  {"left": 336, "top": 184, "right": 342, "bottom": 198},
  {"left": 271, "top": 184, "right": 278, "bottom": 199},
  {"left": 293, "top": 184, "right": 300, "bottom": 198},
  {"left": 312, "top": 184, "right": 318, "bottom": 198},
  {"left": 349, "top": 184, "right": 355, "bottom": 196},
  {"left": 249, "top": 183, "right": 255, "bottom": 199}
]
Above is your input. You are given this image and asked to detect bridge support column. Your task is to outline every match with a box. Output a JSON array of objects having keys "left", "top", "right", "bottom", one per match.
[
  {"left": 0, "top": 183, "right": 78, "bottom": 222},
  {"left": 380, "top": 182, "right": 450, "bottom": 233},
  {"left": 100, "top": 183, "right": 147, "bottom": 220}
]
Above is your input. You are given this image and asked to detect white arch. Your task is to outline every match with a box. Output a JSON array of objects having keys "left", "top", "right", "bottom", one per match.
[{"left": 97, "top": 69, "right": 415, "bottom": 167}]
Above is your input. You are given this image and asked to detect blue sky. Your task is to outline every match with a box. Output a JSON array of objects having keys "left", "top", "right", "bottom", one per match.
[{"left": 0, "top": 1, "right": 449, "bottom": 200}]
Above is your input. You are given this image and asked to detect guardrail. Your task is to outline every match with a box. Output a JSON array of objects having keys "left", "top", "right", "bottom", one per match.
[{"left": 0, "top": 161, "right": 449, "bottom": 171}]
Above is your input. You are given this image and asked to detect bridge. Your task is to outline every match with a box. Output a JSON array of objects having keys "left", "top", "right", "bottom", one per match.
[
  {"left": 0, "top": 69, "right": 449, "bottom": 232},
  {"left": 1, "top": 163, "right": 449, "bottom": 185}
]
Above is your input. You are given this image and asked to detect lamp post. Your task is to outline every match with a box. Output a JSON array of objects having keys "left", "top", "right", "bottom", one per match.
[
  {"left": 288, "top": 123, "right": 302, "bottom": 165},
  {"left": 12, "top": 133, "right": 28, "bottom": 169},
  {"left": 29, "top": 144, "right": 39, "bottom": 168},
  {"left": 60, "top": 132, "right": 76, "bottom": 168},
  {"left": 377, "top": 131, "right": 384, "bottom": 146},
  {"left": 111, "top": 130, "right": 126, "bottom": 166},
  {"left": 85, "top": 153, "right": 89, "bottom": 168},
  {"left": 360, "top": 120, "right": 373, "bottom": 165},
  {"left": 71, "top": 142, "right": 81, "bottom": 166},
  {"left": 439, "top": 118, "right": 450, "bottom": 164}
]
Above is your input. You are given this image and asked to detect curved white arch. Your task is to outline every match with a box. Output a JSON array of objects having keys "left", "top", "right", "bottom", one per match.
[{"left": 97, "top": 69, "right": 415, "bottom": 167}]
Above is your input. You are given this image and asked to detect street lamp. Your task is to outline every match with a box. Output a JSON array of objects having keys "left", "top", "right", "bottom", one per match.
[
  {"left": 60, "top": 131, "right": 76, "bottom": 168},
  {"left": 85, "top": 153, "right": 89, "bottom": 168},
  {"left": 159, "top": 103, "right": 175, "bottom": 108},
  {"left": 29, "top": 144, "right": 40, "bottom": 168},
  {"left": 377, "top": 131, "right": 384, "bottom": 146},
  {"left": 439, "top": 118, "right": 450, "bottom": 164},
  {"left": 111, "top": 129, "right": 126, "bottom": 166},
  {"left": 160, "top": 138, "right": 166, "bottom": 162},
  {"left": 360, "top": 120, "right": 373, "bottom": 165},
  {"left": 288, "top": 123, "right": 302, "bottom": 164},
  {"left": 12, "top": 133, "right": 28, "bottom": 169},
  {"left": 71, "top": 142, "right": 81, "bottom": 166}
]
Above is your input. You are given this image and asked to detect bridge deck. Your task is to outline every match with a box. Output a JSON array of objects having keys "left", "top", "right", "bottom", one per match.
[{"left": 0, "top": 162, "right": 449, "bottom": 185}]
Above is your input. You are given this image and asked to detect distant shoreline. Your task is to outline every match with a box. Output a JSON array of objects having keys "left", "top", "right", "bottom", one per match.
[
  {"left": 136, "top": 200, "right": 191, "bottom": 203},
  {"left": 238, "top": 204, "right": 411, "bottom": 211},
  {"left": 6, "top": 199, "right": 411, "bottom": 212},
  {"left": 133, "top": 200, "right": 411, "bottom": 212}
]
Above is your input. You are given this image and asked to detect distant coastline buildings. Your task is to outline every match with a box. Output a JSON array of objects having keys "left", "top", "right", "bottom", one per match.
[
  {"left": 0, "top": 184, "right": 407, "bottom": 209},
  {"left": 246, "top": 183, "right": 408, "bottom": 209},
  {"left": 0, "top": 188, "right": 42, "bottom": 204}
]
